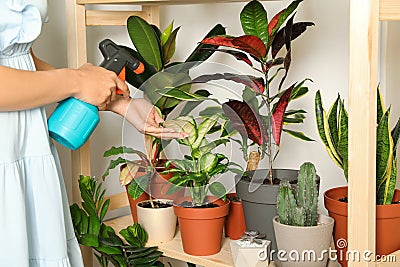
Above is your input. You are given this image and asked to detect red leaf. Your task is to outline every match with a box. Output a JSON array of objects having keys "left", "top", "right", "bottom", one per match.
[
  {"left": 222, "top": 100, "right": 266, "bottom": 145},
  {"left": 272, "top": 84, "right": 294, "bottom": 146},
  {"left": 193, "top": 73, "right": 265, "bottom": 94},
  {"left": 268, "top": 10, "right": 284, "bottom": 35},
  {"left": 201, "top": 36, "right": 239, "bottom": 49},
  {"left": 232, "top": 35, "right": 267, "bottom": 59}
]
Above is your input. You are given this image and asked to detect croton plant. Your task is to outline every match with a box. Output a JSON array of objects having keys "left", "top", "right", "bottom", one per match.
[{"left": 191, "top": 0, "right": 315, "bottom": 183}]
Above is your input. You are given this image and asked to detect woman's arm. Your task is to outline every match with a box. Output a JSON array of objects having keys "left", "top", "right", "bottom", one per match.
[{"left": 0, "top": 58, "right": 129, "bottom": 111}]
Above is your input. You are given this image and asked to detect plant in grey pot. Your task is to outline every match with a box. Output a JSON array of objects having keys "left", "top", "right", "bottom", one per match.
[
  {"left": 195, "top": 0, "right": 315, "bottom": 253},
  {"left": 273, "top": 162, "right": 334, "bottom": 267}
]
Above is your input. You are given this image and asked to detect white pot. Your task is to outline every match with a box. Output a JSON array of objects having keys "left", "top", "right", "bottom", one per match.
[
  {"left": 137, "top": 199, "right": 177, "bottom": 243},
  {"left": 273, "top": 214, "right": 334, "bottom": 267}
]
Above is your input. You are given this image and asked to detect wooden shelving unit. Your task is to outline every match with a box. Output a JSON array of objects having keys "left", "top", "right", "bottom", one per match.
[{"left": 65, "top": 0, "right": 400, "bottom": 266}]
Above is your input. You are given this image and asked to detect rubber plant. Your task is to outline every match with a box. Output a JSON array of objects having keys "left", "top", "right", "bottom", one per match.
[
  {"left": 70, "top": 175, "right": 164, "bottom": 267},
  {"left": 315, "top": 87, "right": 400, "bottom": 205},
  {"left": 179, "top": 0, "right": 315, "bottom": 184},
  {"left": 162, "top": 114, "right": 242, "bottom": 206},
  {"left": 122, "top": 16, "right": 226, "bottom": 165}
]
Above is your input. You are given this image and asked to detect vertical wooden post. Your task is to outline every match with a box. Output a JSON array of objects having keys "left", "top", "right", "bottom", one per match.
[
  {"left": 65, "top": 0, "right": 93, "bottom": 266},
  {"left": 348, "top": 0, "right": 378, "bottom": 266}
]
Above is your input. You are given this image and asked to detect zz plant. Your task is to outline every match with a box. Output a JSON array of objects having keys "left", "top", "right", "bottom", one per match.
[
  {"left": 70, "top": 175, "right": 164, "bottom": 267},
  {"left": 315, "top": 88, "right": 400, "bottom": 205},
  {"left": 277, "top": 162, "right": 318, "bottom": 226},
  {"left": 162, "top": 115, "right": 242, "bottom": 206}
]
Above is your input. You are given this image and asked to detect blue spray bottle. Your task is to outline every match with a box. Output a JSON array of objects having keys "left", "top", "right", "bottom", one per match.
[{"left": 48, "top": 39, "right": 144, "bottom": 150}]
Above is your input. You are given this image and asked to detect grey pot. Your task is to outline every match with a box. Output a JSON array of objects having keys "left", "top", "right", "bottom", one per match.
[
  {"left": 273, "top": 214, "right": 334, "bottom": 267},
  {"left": 235, "top": 169, "right": 320, "bottom": 256}
]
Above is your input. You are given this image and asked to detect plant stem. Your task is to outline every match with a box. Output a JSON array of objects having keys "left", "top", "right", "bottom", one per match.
[{"left": 264, "top": 70, "right": 273, "bottom": 185}]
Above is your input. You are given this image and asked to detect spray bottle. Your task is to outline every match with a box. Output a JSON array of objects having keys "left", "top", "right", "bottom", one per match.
[{"left": 48, "top": 39, "right": 144, "bottom": 150}]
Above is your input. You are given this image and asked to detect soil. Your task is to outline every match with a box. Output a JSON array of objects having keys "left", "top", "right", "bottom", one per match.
[
  {"left": 178, "top": 201, "right": 219, "bottom": 208},
  {"left": 227, "top": 195, "right": 241, "bottom": 202},
  {"left": 262, "top": 178, "right": 298, "bottom": 185},
  {"left": 138, "top": 200, "right": 173, "bottom": 209},
  {"left": 338, "top": 197, "right": 400, "bottom": 205}
]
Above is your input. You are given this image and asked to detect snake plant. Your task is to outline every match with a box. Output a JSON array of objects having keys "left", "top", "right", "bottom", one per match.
[{"left": 315, "top": 88, "right": 400, "bottom": 205}]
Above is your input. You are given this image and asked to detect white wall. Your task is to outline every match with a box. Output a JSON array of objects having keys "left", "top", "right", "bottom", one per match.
[{"left": 33, "top": 0, "right": 400, "bottom": 216}]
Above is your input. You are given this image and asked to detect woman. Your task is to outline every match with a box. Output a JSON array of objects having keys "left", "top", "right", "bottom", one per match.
[{"left": 0, "top": 1, "right": 181, "bottom": 266}]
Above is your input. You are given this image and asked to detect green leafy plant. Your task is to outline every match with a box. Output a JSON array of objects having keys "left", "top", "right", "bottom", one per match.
[
  {"left": 186, "top": 0, "right": 314, "bottom": 183},
  {"left": 162, "top": 115, "right": 242, "bottom": 206},
  {"left": 102, "top": 146, "right": 154, "bottom": 201},
  {"left": 277, "top": 162, "right": 318, "bottom": 226},
  {"left": 315, "top": 88, "right": 400, "bottom": 205},
  {"left": 122, "top": 16, "right": 226, "bottom": 165},
  {"left": 70, "top": 175, "right": 164, "bottom": 267}
]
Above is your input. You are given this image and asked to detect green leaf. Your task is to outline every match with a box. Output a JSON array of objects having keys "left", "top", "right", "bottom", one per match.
[
  {"left": 337, "top": 100, "right": 349, "bottom": 180},
  {"left": 327, "top": 94, "right": 340, "bottom": 148},
  {"left": 99, "top": 199, "right": 110, "bottom": 222},
  {"left": 240, "top": 0, "right": 269, "bottom": 47},
  {"left": 185, "top": 24, "right": 226, "bottom": 63},
  {"left": 376, "top": 109, "right": 393, "bottom": 188},
  {"left": 156, "top": 88, "right": 209, "bottom": 102},
  {"left": 127, "top": 173, "right": 150, "bottom": 200},
  {"left": 129, "top": 251, "right": 163, "bottom": 265},
  {"left": 198, "top": 139, "right": 228, "bottom": 155},
  {"left": 179, "top": 90, "right": 211, "bottom": 116},
  {"left": 127, "top": 16, "right": 162, "bottom": 71},
  {"left": 80, "top": 233, "right": 99, "bottom": 247},
  {"left": 377, "top": 86, "right": 385, "bottom": 123},
  {"left": 161, "top": 21, "right": 174, "bottom": 45},
  {"left": 268, "top": 0, "right": 302, "bottom": 38},
  {"left": 192, "top": 115, "right": 219, "bottom": 149},
  {"left": 243, "top": 86, "right": 259, "bottom": 111},
  {"left": 282, "top": 129, "right": 314, "bottom": 141},
  {"left": 88, "top": 215, "right": 101, "bottom": 236},
  {"left": 163, "top": 116, "right": 198, "bottom": 146},
  {"left": 96, "top": 244, "right": 123, "bottom": 255},
  {"left": 391, "top": 117, "right": 400, "bottom": 151},
  {"left": 377, "top": 156, "right": 397, "bottom": 205},
  {"left": 70, "top": 204, "right": 82, "bottom": 228},
  {"left": 162, "top": 27, "right": 180, "bottom": 64}
]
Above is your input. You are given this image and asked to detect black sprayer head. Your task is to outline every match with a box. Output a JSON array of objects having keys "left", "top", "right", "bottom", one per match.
[{"left": 98, "top": 39, "right": 144, "bottom": 75}]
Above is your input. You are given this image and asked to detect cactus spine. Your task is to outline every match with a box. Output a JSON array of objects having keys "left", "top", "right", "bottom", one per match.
[{"left": 276, "top": 162, "right": 318, "bottom": 226}]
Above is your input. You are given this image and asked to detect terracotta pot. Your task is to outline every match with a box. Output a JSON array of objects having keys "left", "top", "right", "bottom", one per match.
[
  {"left": 225, "top": 193, "right": 246, "bottom": 240},
  {"left": 324, "top": 186, "right": 400, "bottom": 267},
  {"left": 137, "top": 199, "right": 177, "bottom": 243},
  {"left": 273, "top": 214, "right": 334, "bottom": 267},
  {"left": 149, "top": 160, "right": 185, "bottom": 201},
  {"left": 174, "top": 196, "right": 229, "bottom": 256}
]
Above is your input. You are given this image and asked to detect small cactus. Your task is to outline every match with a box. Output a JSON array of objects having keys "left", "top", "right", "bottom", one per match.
[{"left": 276, "top": 162, "right": 318, "bottom": 227}]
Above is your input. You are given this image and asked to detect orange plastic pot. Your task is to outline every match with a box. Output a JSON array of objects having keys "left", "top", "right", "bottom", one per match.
[
  {"left": 174, "top": 196, "right": 229, "bottom": 256},
  {"left": 324, "top": 186, "right": 400, "bottom": 267},
  {"left": 225, "top": 193, "right": 246, "bottom": 240},
  {"left": 121, "top": 164, "right": 149, "bottom": 222}
]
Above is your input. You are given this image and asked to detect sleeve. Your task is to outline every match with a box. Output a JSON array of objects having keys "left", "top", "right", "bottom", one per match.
[{"left": 0, "top": 0, "right": 43, "bottom": 52}]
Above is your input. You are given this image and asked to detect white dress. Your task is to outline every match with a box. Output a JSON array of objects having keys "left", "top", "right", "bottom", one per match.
[{"left": 0, "top": 1, "right": 84, "bottom": 266}]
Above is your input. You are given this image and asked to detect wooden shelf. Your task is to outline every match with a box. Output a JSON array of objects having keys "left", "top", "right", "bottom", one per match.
[
  {"left": 105, "top": 215, "right": 281, "bottom": 267},
  {"left": 77, "top": 0, "right": 266, "bottom": 5}
]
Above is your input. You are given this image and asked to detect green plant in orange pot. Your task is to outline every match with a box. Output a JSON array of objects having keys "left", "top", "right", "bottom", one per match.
[
  {"left": 162, "top": 114, "right": 242, "bottom": 256},
  {"left": 315, "top": 88, "right": 400, "bottom": 267}
]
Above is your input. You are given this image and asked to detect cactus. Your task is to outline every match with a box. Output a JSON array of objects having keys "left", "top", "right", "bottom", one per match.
[{"left": 276, "top": 162, "right": 318, "bottom": 226}]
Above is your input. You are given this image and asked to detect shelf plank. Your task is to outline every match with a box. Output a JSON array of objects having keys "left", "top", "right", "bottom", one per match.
[
  {"left": 348, "top": 0, "right": 378, "bottom": 266},
  {"left": 77, "top": 0, "right": 267, "bottom": 5},
  {"left": 380, "top": 0, "right": 400, "bottom": 20},
  {"left": 86, "top": 10, "right": 144, "bottom": 25},
  {"left": 105, "top": 215, "right": 234, "bottom": 267}
]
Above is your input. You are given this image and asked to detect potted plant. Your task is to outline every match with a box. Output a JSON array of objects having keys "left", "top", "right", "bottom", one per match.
[
  {"left": 315, "top": 88, "right": 400, "bottom": 267},
  {"left": 224, "top": 193, "right": 246, "bottom": 240},
  {"left": 102, "top": 146, "right": 179, "bottom": 244},
  {"left": 192, "top": 0, "right": 315, "bottom": 252},
  {"left": 273, "top": 162, "right": 334, "bottom": 267},
  {"left": 70, "top": 175, "right": 164, "bottom": 267},
  {"left": 162, "top": 114, "right": 241, "bottom": 256},
  {"left": 100, "top": 17, "right": 226, "bottom": 238}
]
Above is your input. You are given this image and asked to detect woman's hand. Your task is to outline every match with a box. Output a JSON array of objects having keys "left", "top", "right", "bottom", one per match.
[
  {"left": 107, "top": 98, "right": 187, "bottom": 139},
  {"left": 72, "top": 63, "right": 130, "bottom": 110}
]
